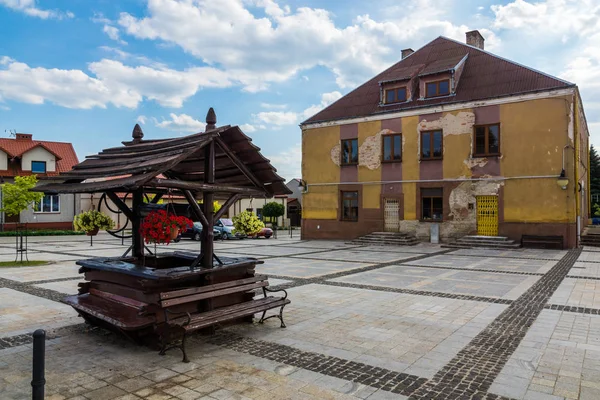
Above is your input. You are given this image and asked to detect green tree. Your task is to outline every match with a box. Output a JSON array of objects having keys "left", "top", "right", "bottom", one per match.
[
  {"left": 1, "top": 175, "right": 44, "bottom": 216},
  {"left": 591, "top": 145, "right": 600, "bottom": 197},
  {"left": 232, "top": 211, "right": 264, "bottom": 235},
  {"left": 262, "top": 202, "right": 285, "bottom": 226}
]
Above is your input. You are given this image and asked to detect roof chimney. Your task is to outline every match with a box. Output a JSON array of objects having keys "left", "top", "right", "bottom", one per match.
[
  {"left": 15, "top": 133, "right": 32, "bottom": 141},
  {"left": 466, "top": 30, "right": 484, "bottom": 50},
  {"left": 401, "top": 48, "right": 414, "bottom": 59},
  {"left": 205, "top": 107, "right": 217, "bottom": 131}
]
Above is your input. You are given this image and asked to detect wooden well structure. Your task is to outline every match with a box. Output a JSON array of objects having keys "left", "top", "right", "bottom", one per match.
[{"left": 35, "top": 108, "right": 291, "bottom": 343}]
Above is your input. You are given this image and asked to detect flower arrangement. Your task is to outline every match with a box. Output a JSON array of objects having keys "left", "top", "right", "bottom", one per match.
[
  {"left": 232, "top": 211, "right": 265, "bottom": 236},
  {"left": 73, "top": 210, "right": 115, "bottom": 235},
  {"left": 141, "top": 209, "right": 192, "bottom": 245}
]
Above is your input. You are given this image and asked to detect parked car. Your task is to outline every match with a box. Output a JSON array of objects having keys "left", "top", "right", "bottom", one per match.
[
  {"left": 180, "top": 222, "right": 220, "bottom": 241},
  {"left": 250, "top": 227, "right": 273, "bottom": 239},
  {"left": 214, "top": 218, "right": 246, "bottom": 240}
]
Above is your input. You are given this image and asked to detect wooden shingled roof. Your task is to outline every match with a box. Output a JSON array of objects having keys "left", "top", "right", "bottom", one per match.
[{"left": 36, "top": 111, "right": 291, "bottom": 198}]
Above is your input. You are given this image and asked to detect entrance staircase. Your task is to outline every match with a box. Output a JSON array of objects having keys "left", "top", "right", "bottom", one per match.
[
  {"left": 350, "top": 232, "right": 419, "bottom": 246},
  {"left": 581, "top": 225, "right": 600, "bottom": 247},
  {"left": 442, "top": 235, "right": 521, "bottom": 249}
]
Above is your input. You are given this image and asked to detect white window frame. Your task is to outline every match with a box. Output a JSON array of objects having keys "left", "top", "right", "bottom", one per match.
[{"left": 34, "top": 194, "right": 60, "bottom": 213}]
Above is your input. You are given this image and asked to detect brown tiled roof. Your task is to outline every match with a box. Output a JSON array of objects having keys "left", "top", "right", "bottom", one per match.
[
  {"left": 303, "top": 36, "right": 574, "bottom": 124},
  {"left": 0, "top": 137, "right": 79, "bottom": 177}
]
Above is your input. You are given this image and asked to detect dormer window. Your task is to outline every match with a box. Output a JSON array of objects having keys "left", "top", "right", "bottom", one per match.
[
  {"left": 385, "top": 87, "right": 407, "bottom": 104},
  {"left": 426, "top": 80, "right": 450, "bottom": 98},
  {"left": 31, "top": 161, "right": 46, "bottom": 173}
]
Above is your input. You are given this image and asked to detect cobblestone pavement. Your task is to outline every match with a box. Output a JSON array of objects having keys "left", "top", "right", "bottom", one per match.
[{"left": 1, "top": 234, "right": 600, "bottom": 399}]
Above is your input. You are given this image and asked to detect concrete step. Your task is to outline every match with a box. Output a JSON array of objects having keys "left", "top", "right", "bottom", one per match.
[
  {"left": 350, "top": 231, "right": 420, "bottom": 246},
  {"left": 455, "top": 238, "right": 518, "bottom": 246},
  {"left": 458, "top": 235, "right": 511, "bottom": 242},
  {"left": 443, "top": 242, "right": 521, "bottom": 250}
]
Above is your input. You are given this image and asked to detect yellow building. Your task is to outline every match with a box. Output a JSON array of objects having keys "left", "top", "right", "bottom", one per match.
[{"left": 300, "top": 31, "right": 590, "bottom": 248}]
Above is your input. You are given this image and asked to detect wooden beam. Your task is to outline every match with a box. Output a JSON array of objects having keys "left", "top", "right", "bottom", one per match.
[
  {"left": 214, "top": 137, "right": 265, "bottom": 190},
  {"left": 214, "top": 194, "right": 241, "bottom": 221},
  {"left": 132, "top": 190, "right": 144, "bottom": 259},
  {"left": 147, "top": 178, "right": 266, "bottom": 196},
  {"left": 202, "top": 141, "right": 215, "bottom": 269},
  {"left": 105, "top": 192, "right": 135, "bottom": 220},
  {"left": 182, "top": 190, "right": 209, "bottom": 228}
]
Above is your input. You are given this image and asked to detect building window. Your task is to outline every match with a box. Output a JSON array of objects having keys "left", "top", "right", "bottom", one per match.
[
  {"left": 421, "top": 130, "right": 443, "bottom": 160},
  {"left": 341, "top": 191, "right": 358, "bottom": 221},
  {"left": 474, "top": 124, "right": 500, "bottom": 156},
  {"left": 382, "top": 134, "right": 402, "bottom": 162},
  {"left": 31, "top": 161, "right": 46, "bottom": 173},
  {"left": 384, "top": 87, "right": 407, "bottom": 104},
  {"left": 341, "top": 139, "right": 358, "bottom": 165},
  {"left": 257, "top": 208, "right": 263, "bottom": 220},
  {"left": 34, "top": 194, "right": 60, "bottom": 213},
  {"left": 425, "top": 80, "right": 450, "bottom": 98},
  {"left": 421, "top": 188, "right": 443, "bottom": 221}
]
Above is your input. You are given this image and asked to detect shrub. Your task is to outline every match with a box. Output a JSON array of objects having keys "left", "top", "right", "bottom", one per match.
[
  {"left": 262, "top": 202, "right": 285, "bottom": 225},
  {"left": 74, "top": 210, "right": 115, "bottom": 232}
]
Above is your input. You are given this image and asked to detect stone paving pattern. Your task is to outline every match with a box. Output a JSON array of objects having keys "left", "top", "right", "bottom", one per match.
[{"left": 1, "top": 234, "right": 600, "bottom": 399}]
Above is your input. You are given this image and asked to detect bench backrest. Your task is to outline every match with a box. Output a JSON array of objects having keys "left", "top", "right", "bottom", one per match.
[{"left": 159, "top": 275, "right": 269, "bottom": 308}]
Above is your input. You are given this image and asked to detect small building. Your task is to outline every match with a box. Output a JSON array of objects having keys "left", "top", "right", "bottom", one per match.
[
  {"left": 286, "top": 179, "right": 303, "bottom": 227},
  {"left": 0, "top": 133, "right": 80, "bottom": 230},
  {"left": 300, "top": 31, "right": 590, "bottom": 248}
]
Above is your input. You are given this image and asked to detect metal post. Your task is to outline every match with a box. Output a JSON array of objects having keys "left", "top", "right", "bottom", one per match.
[
  {"left": 31, "top": 329, "right": 45, "bottom": 400},
  {"left": 202, "top": 141, "right": 215, "bottom": 269},
  {"left": 132, "top": 190, "right": 144, "bottom": 259}
]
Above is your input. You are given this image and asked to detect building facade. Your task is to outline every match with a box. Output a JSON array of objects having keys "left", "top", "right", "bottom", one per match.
[
  {"left": 300, "top": 32, "right": 590, "bottom": 248},
  {"left": 0, "top": 133, "right": 80, "bottom": 230}
]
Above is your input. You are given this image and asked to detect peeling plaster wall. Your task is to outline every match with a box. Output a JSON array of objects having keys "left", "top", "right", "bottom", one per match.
[
  {"left": 417, "top": 111, "right": 475, "bottom": 136},
  {"left": 330, "top": 144, "right": 341, "bottom": 166},
  {"left": 399, "top": 180, "right": 503, "bottom": 240}
]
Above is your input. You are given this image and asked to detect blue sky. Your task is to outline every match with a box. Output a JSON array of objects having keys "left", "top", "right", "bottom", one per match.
[{"left": 0, "top": 0, "right": 598, "bottom": 181}]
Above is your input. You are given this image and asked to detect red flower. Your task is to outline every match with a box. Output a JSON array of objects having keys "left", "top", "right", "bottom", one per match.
[{"left": 140, "top": 210, "right": 193, "bottom": 245}]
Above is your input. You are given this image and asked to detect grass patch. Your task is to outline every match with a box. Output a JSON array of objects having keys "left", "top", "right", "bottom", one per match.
[
  {"left": 0, "top": 230, "right": 85, "bottom": 237},
  {"left": 0, "top": 260, "right": 49, "bottom": 267}
]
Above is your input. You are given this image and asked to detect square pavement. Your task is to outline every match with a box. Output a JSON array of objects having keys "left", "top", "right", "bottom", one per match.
[
  {"left": 489, "top": 310, "right": 600, "bottom": 400},
  {"left": 256, "top": 257, "right": 372, "bottom": 279},
  {"left": 406, "top": 254, "right": 557, "bottom": 274},
  {"left": 0, "top": 288, "right": 79, "bottom": 337},
  {"left": 330, "top": 264, "right": 541, "bottom": 300}
]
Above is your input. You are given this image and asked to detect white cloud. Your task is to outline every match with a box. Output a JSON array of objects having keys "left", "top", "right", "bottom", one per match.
[
  {"left": 239, "top": 123, "right": 257, "bottom": 132},
  {"left": 136, "top": 115, "right": 147, "bottom": 124},
  {"left": 266, "top": 143, "right": 301, "bottom": 181},
  {"left": 0, "top": 0, "right": 73, "bottom": 19},
  {"left": 103, "top": 25, "right": 128, "bottom": 45},
  {"left": 0, "top": 57, "right": 235, "bottom": 109},
  {"left": 252, "top": 91, "right": 343, "bottom": 127},
  {"left": 301, "top": 91, "right": 343, "bottom": 120},
  {"left": 117, "top": 0, "right": 496, "bottom": 90},
  {"left": 253, "top": 111, "right": 299, "bottom": 126},
  {"left": 156, "top": 113, "right": 206, "bottom": 132},
  {"left": 260, "top": 103, "right": 287, "bottom": 110}
]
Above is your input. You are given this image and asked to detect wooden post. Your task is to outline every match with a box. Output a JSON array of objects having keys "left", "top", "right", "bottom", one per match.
[
  {"left": 202, "top": 141, "right": 215, "bottom": 268},
  {"left": 132, "top": 189, "right": 144, "bottom": 259}
]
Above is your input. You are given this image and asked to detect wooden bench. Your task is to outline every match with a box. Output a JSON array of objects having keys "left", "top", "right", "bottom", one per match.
[
  {"left": 153, "top": 275, "right": 289, "bottom": 362},
  {"left": 521, "top": 235, "right": 563, "bottom": 250}
]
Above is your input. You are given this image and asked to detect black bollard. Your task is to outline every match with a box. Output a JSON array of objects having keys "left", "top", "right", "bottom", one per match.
[{"left": 31, "top": 329, "right": 46, "bottom": 400}]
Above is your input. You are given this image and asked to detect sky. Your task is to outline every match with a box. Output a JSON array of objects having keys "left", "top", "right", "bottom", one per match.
[{"left": 0, "top": 0, "right": 599, "bottom": 182}]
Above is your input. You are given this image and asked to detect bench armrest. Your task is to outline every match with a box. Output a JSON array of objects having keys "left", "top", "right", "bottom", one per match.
[
  {"left": 263, "top": 286, "right": 288, "bottom": 301},
  {"left": 165, "top": 308, "right": 192, "bottom": 326}
]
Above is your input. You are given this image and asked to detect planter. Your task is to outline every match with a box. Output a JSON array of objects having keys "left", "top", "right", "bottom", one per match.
[
  {"left": 169, "top": 229, "right": 180, "bottom": 240},
  {"left": 86, "top": 227, "right": 99, "bottom": 236}
]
